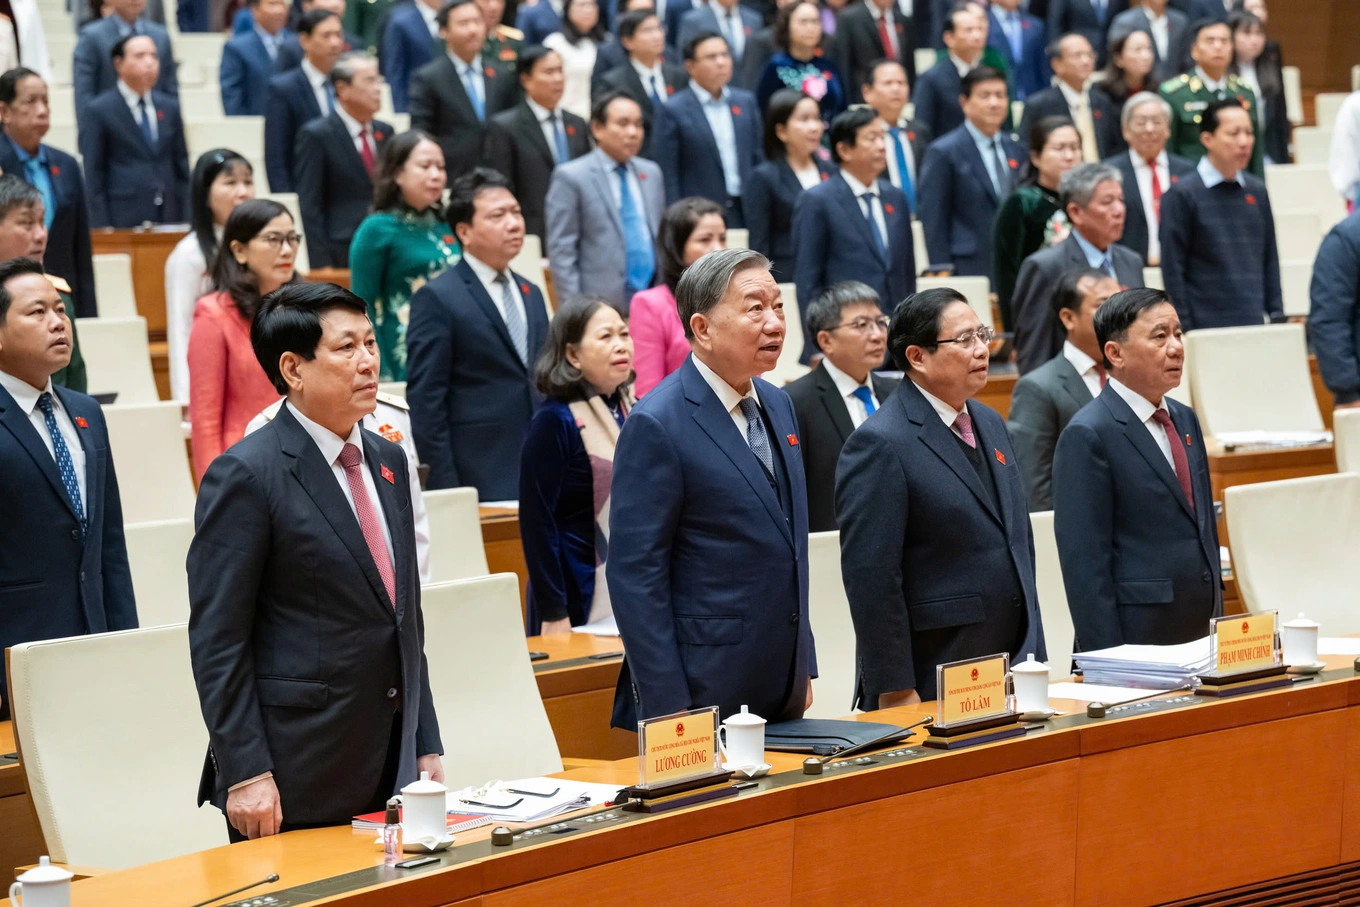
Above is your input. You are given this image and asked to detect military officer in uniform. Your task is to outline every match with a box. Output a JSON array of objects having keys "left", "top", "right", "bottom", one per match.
[
  {"left": 246, "top": 390, "right": 432, "bottom": 583},
  {"left": 484, "top": 22, "right": 523, "bottom": 64},
  {"left": 1160, "top": 19, "right": 1263, "bottom": 177}
]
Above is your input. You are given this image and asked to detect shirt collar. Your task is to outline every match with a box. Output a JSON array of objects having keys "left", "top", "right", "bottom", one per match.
[
  {"left": 691, "top": 82, "right": 730, "bottom": 105},
  {"left": 1130, "top": 148, "right": 1167, "bottom": 169},
  {"left": 593, "top": 145, "right": 633, "bottom": 174},
  {"left": 963, "top": 118, "right": 999, "bottom": 147},
  {"left": 525, "top": 96, "right": 559, "bottom": 122},
  {"left": 461, "top": 249, "right": 507, "bottom": 286},
  {"left": 285, "top": 399, "right": 364, "bottom": 467},
  {"left": 1062, "top": 339, "right": 1098, "bottom": 377},
  {"left": 1056, "top": 78, "right": 1087, "bottom": 107},
  {"left": 417, "top": 0, "right": 439, "bottom": 28},
  {"left": 910, "top": 378, "right": 964, "bottom": 425},
  {"left": 691, "top": 352, "right": 761, "bottom": 415},
  {"left": 864, "top": 0, "right": 890, "bottom": 21},
  {"left": 117, "top": 79, "right": 151, "bottom": 107},
  {"left": 839, "top": 168, "right": 876, "bottom": 197},
  {"left": 949, "top": 52, "right": 978, "bottom": 77},
  {"left": 334, "top": 101, "right": 367, "bottom": 137},
  {"left": 631, "top": 56, "right": 664, "bottom": 81},
  {"left": 1197, "top": 153, "right": 1245, "bottom": 188},
  {"left": 1195, "top": 66, "right": 1226, "bottom": 92},
  {"left": 820, "top": 356, "right": 871, "bottom": 399},
  {"left": 107, "top": 11, "right": 139, "bottom": 34},
  {"left": 0, "top": 368, "right": 53, "bottom": 415},
  {"left": 451, "top": 51, "right": 484, "bottom": 73},
  {"left": 708, "top": 0, "right": 738, "bottom": 19},
  {"left": 254, "top": 23, "right": 279, "bottom": 47},
  {"left": 1107, "top": 375, "right": 1168, "bottom": 421},
  {"left": 301, "top": 57, "right": 328, "bottom": 88},
  {"left": 5, "top": 134, "right": 42, "bottom": 165},
  {"left": 1072, "top": 228, "right": 1110, "bottom": 266}
]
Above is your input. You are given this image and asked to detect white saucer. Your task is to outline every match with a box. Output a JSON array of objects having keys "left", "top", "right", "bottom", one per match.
[
  {"left": 401, "top": 833, "right": 455, "bottom": 853},
  {"left": 1018, "top": 708, "right": 1058, "bottom": 721},
  {"left": 1287, "top": 661, "right": 1327, "bottom": 675},
  {"left": 721, "top": 762, "right": 771, "bottom": 779}
]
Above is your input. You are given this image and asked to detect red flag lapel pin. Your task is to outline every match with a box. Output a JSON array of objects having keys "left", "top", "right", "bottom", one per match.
[
  {"left": 730, "top": 105, "right": 742, "bottom": 117},
  {"left": 381, "top": 464, "right": 395, "bottom": 484},
  {"left": 75, "top": 416, "right": 88, "bottom": 428},
  {"left": 787, "top": 434, "right": 799, "bottom": 447},
  {"left": 994, "top": 449, "right": 1005, "bottom": 465}
]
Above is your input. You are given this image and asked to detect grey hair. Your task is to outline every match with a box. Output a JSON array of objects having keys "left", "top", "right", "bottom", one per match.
[
  {"left": 805, "top": 281, "right": 882, "bottom": 352},
  {"left": 1059, "top": 162, "right": 1123, "bottom": 211},
  {"left": 330, "top": 51, "right": 377, "bottom": 87},
  {"left": 675, "top": 247, "right": 771, "bottom": 340},
  {"left": 1121, "top": 91, "right": 1173, "bottom": 132}
]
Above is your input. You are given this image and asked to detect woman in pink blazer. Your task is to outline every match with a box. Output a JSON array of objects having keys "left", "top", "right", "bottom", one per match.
[
  {"left": 629, "top": 198, "right": 729, "bottom": 396},
  {"left": 188, "top": 199, "right": 298, "bottom": 480}
]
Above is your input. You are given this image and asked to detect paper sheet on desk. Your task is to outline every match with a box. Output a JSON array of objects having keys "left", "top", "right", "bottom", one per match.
[
  {"left": 1319, "top": 638, "right": 1360, "bottom": 656},
  {"left": 571, "top": 615, "right": 620, "bottom": 636},
  {"left": 1214, "top": 430, "right": 1333, "bottom": 448},
  {"left": 447, "top": 778, "right": 623, "bottom": 823},
  {"left": 1048, "top": 682, "right": 1171, "bottom": 704}
]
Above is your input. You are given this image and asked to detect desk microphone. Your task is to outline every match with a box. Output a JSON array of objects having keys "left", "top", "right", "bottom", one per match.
[
  {"left": 188, "top": 873, "right": 279, "bottom": 907},
  {"left": 803, "top": 716, "right": 934, "bottom": 775}
]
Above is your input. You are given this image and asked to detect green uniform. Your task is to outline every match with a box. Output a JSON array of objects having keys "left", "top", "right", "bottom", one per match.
[
  {"left": 1160, "top": 70, "right": 1265, "bottom": 178},
  {"left": 345, "top": 0, "right": 394, "bottom": 55},
  {"left": 48, "top": 282, "right": 87, "bottom": 394},
  {"left": 483, "top": 25, "right": 523, "bottom": 65}
]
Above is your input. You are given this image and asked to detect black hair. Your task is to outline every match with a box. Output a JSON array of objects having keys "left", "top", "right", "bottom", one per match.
[
  {"left": 297, "top": 7, "right": 339, "bottom": 34},
  {"left": 436, "top": 0, "right": 478, "bottom": 28},
  {"left": 1099, "top": 28, "right": 1156, "bottom": 103},
  {"left": 1092, "top": 287, "right": 1175, "bottom": 369},
  {"left": 942, "top": 2, "right": 976, "bottom": 35},
  {"left": 446, "top": 167, "right": 511, "bottom": 229},
  {"left": 534, "top": 297, "right": 632, "bottom": 401},
  {"left": 805, "top": 281, "right": 881, "bottom": 353},
  {"left": 772, "top": 0, "right": 818, "bottom": 54},
  {"left": 1021, "top": 115, "right": 1077, "bottom": 187},
  {"left": 0, "top": 256, "right": 47, "bottom": 323},
  {"left": 657, "top": 196, "right": 724, "bottom": 293},
  {"left": 560, "top": 0, "right": 606, "bottom": 44},
  {"left": 591, "top": 88, "right": 641, "bottom": 126},
  {"left": 960, "top": 64, "right": 1006, "bottom": 99},
  {"left": 189, "top": 149, "right": 254, "bottom": 266},
  {"left": 762, "top": 88, "right": 816, "bottom": 160},
  {"left": 861, "top": 58, "right": 905, "bottom": 92},
  {"left": 516, "top": 43, "right": 557, "bottom": 81},
  {"left": 372, "top": 130, "right": 444, "bottom": 213},
  {"left": 251, "top": 282, "right": 369, "bottom": 394},
  {"left": 0, "top": 67, "right": 41, "bottom": 105},
  {"left": 683, "top": 29, "right": 724, "bottom": 62},
  {"left": 616, "top": 8, "right": 658, "bottom": 42},
  {"left": 1051, "top": 266, "right": 1113, "bottom": 320},
  {"left": 1228, "top": 10, "right": 1279, "bottom": 96},
  {"left": 1201, "top": 96, "right": 1248, "bottom": 134},
  {"left": 111, "top": 32, "right": 156, "bottom": 64},
  {"left": 0, "top": 173, "right": 42, "bottom": 223},
  {"left": 887, "top": 287, "right": 969, "bottom": 371},
  {"left": 827, "top": 106, "right": 878, "bottom": 164},
  {"left": 1188, "top": 17, "right": 1230, "bottom": 46},
  {"left": 212, "top": 198, "right": 295, "bottom": 322}
]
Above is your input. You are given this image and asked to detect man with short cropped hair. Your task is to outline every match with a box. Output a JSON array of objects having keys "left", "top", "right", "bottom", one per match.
[
  {"left": 265, "top": 8, "right": 346, "bottom": 193},
  {"left": 595, "top": 9, "right": 689, "bottom": 157},
  {"left": 1160, "top": 19, "right": 1263, "bottom": 176},
  {"left": 911, "top": 4, "right": 987, "bottom": 139},
  {"left": 1017, "top": 32, "right": 1120, "bottom": 162},
  {"left": 860, "top": 60, "right": 930, "bottom": 212},
  {"left": 72, "top": 0, "right": 178, "bottom": 115},
  {"left": 1102, "top": 91, "right": 1195, "bottom": 266},
  {"left": 220, "top": 0, "right": 303, "bottom": 115}
]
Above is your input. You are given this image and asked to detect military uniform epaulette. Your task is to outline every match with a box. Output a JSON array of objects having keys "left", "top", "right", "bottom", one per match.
[
  {"left": 44, "top": 273, "right": 71, "bottom": 294},
  {"left": 376, "top": 391, "right": 409, "bottom": 411},
  {"left": 1161, "top": 73, "right": 1190, "bottom": 92},
  {"left": 497, "top": 24, "right": 523, "bottom": 40}
]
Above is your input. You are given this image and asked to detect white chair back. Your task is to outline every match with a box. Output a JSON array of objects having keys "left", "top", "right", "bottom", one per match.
[
  {"left": 1282, "top": 65, "right": 1303, "bottom": 125},
  {"left": 420, "top": 575, "right": 563, "bottom": 788},
  {"left": 75, "top": 316, "right": 159, "bottom": 403},
  {"left": 103, "top": 402, "right": 198, "bottom": 522},
  {"left": 47, "top": 34, "right": 76, "bottom": 85},
  {"left": 1353, "top": 67, "right": 1360, "bottom": 92},
  {"left": 125, "top": 518, "right": 195, "bottom": 627},
  {"left": 511, "top": 233, "right": 547, "bottom": 303},
  {"left": 912, "top": 219, "right": 928, "bottom": 276},
  {"left": 1184, "top": 324, "right": 1323, "bottom": 437},
  {"left": 1335, "top": 409, "right": 1360, "bottom": 474},
  {"left": 45, "top": 122, "right": 77, "bottom": 157},
  {"left": 726, "top": 228, "right": 749, "bottom": 249},
  {"left": 1030, "top": 511, "right": 1073, "bottom": 676},
  {"left": 1273, "top": 209, "right": 1324, "bottom": 261},
  {"left": 1143, "top": 266, "right": 1163, "bottom": 290},
  {"left": 1315, "top": 92, "right": 1350, "bottom": 131},
  {"left": 186, "top": 117, "right": 265, "bottom": 159},
  {"left": 173, "top": 32, "right": 227, "bottom": 74},
  {"left": 263, "top": 192, "right": 310, "bottom": 274},
  {"left": 764, "top": 282, "right": 808, "bottom": 384},
  {"left": 7, "top": 625, "right": 228, "bottom": 867},
  {"left": 422, "top": 487, "right": 490, "bottom": 583},
  {"left": 1291, "top": 127, "right": 1332, "bottom": 166},
  {"left": 47, "top": 85, "right": 75, "bottom": 124},
  {"left": 805, "top": 531, "right": 858, "bottom": 716},
  {"left": 1225, "top": 474, "right": 1360, "bottom": 634},
  {"left": 1280, "top": 260, "right": 1313, "bottom": 318},
  {"left": 178, "top": 85, "right": 225, "bottom": 120},
  {"left": 915, "top": 275, "right": 993, "bottom": 329},
  {"left": 388, "top": 113, "right": 411, "bottom": 134},
  {"left": 92, "top": 253, "right": 137, "bottom": 318},
  {"left": 380, "top": 82, "right": 396, "bottom": 119},
  {"left": 1264, "top": 164, "right": 1347, "bottom": 231}
]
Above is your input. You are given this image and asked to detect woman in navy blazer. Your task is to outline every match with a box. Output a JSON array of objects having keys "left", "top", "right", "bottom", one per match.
[{"left": 744, "top": 89, "right": 833, "bottom": 283}]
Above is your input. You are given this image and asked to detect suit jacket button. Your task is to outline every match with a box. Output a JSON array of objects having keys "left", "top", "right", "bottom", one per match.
[
  {"left": 387, "top": 687, "right": 398, "bottom": 699},
  {"left": 1202, "top": 570, "right": 1211, "bottom": 582},
  {"left": 79, "top": 570, "right": 85, "bottom": 582},
  {"left": 70, "top": 529, "right": 80, "bottom": 540},
  {"left": 789, "top": 613, "right": 799, "bottom": 624}
]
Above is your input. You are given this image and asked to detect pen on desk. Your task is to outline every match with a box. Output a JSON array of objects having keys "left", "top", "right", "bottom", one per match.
[
  {"left": 506, "top": 786, "right": 560, "bottom": 797},
  {"left": 588, "top": 652, "right": 623, "bottom": 660},
  {"left": 461, "top": 796, "right": 524, "bottom": 809}
]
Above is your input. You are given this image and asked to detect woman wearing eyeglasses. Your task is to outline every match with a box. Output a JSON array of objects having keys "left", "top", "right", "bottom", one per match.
[{"left": 188, "top": 199, "right": 298, "bottom": 481}]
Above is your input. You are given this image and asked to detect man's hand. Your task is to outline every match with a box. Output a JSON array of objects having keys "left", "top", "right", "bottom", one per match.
[
  {"left": 804, "top": 678, "right": 815, "bottom": 711},
  {"left": 540, "top": 617, "right": 572, "bottom": 635},
  {"left": 878, "top": 688, "right": 921, "bottom": 710},
  {"left": 226, "top": 775, "right": 282, "bottom": 839},
  {"left": 417, "top": 754, "right": 445, "bottom": 783}
]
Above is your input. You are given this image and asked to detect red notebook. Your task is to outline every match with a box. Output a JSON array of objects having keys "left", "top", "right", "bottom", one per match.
[{"left": 351, "top": 807, "right": 491, "bottom": 833}]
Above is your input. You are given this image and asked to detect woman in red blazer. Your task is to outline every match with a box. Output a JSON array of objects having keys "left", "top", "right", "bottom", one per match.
[{"left": 188, "top": 198, "right": 298, "bottom": 480}]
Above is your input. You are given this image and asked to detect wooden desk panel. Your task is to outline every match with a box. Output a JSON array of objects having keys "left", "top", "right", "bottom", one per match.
[
  {"left": 528, "top": 633, "right": 634, "bottom": 761},
  {"left": 480, "top": 508, "right": 527, "bottom": 611},
  {"left": 0, "top": 721, "right": 44, "bottom": 880},
  {"left": 1344, "top": 707, "right": 1360, "bottom": 863},
  {"left": 979, "top": 368, "right": 1018, "bottom": 420}
]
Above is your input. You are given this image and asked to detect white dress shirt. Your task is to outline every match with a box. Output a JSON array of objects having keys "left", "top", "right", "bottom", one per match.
[
  {"left": 417, "top": 0, "right": 439, "bottom": 37},
  {"left": 1129, "top": 148, "right": 1168, "bottom": 264},
  {"left": 462, "top": 250, "right": 528, "bottom": 333},
  {"left": 1062, "top": 340, "right": 1103, "bottom": 400},
  {"left": 526, "top": 96, "right": 568, "bottom": 160},
  {"left": 301, "top": 57, "right": 331, "bottom": 115},
  {"left": 883, "top": 115, "right": 917, "bottom": 193},
  {"left": 1107, "top": 376, "right": 1174, "bottom": 469},
  {"left": 335, "top": 102, "right": 374, "bottom": 156},
  {"left": 792, "top": 162, "right": 822, "bottom": 189},
  {"left": 865, "top": 0, "right": 899, "bottom": 58},
  {"left": 949, "top": 52, "right": 979, "bottom": 78},
  {"left": 911, "top": 378, "right": 971, "bottom": 442},
  {"left": 117, "top": 78, "right": 157, "bottom": 143},
  {"left": 840, "top": 169, "right": 889, "bottom": 255},
  {"left": 451, "top": 51, "right": 486, "bottom": 111},
  {"left": 0, "top": 369, "right": 87, "bottom": 515},
  {"left": 631, "top": 57, "right": 668, "bottom": 103},
  {"left": 163, "top": 228, "right": 219, "bottom": 403},
  {"left": 708, "top": 0, "right": 745, "bottom": 60},
  {"left": 596, "top": 147, "right": 649, "bottom": 226},
  {"left": 691, "top": 82, "right": 742, "bottom": 197},
  {"left": 1057, "top": 78, "right": 1099, "bottom": 162},
  {"left": 1329, "top": 92, "right": 1360, "bottom": 201},
  {"left": 692, "top": 353, "right": 763, "bottom": 442},
  {"left": 821, "top": 356, "right": 878, "bottom": 428},
  {"left": 1146, "top": 11, "right": 1169, "bottom": 60},
  {"left": 1196, "top": 152, "right": 1245, "bottom": 188},
  {"left": 1194, "top": 66, "right": 1226, "bottom": 93}
]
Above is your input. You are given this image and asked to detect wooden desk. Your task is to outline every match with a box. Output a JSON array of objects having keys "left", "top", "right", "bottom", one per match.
[
  {"left": 978, "top": 365, "right": 1018, "bottom": 420},
  {"left": 528, "top": 633, "right": 634, "bottom": 761},
  {"left": 0, "top": 721, "right": 43, "bottom": 880},
  {"left": 479, "top": 507, "right": 527, "bottom": 610},
  {"left": 63, "top": 657, "right": 1360, "bottom": 906}
]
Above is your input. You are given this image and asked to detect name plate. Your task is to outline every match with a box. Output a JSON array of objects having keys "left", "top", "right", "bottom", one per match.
[
  {"left": 637, "top": 707, "right": 720, "bottom": 789},
  {"left": 1212, "top": 611, "right": 1280, "bottom": 674},
  {"left": 936, "top": 653, "right": 1010, "bottom": 727}
]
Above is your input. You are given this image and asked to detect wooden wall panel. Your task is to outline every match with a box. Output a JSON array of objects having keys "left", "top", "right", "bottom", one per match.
[
  {"left": 1343, "top": 708, "right": 1360, "bottom": 863},
  {"left": 1271, "top": 0, "right": 1360, "bottom": 93}
]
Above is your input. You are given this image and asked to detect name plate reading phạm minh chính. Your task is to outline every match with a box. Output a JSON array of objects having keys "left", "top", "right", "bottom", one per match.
[
  {"left": 936, "top": 653, "right": 1011, "bottom": 727},
  {"left": 1212, "top": 611, "right": 1280, "bottom": 674},
  {"left": 637, "top": 706, "right": 720, "bottom": 788}
]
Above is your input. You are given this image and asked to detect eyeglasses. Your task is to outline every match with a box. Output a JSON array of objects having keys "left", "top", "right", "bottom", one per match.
[
  {"left": 832, "top": 315, "right": 890, "bottom": 334},
  {"left": 256, "top": 231, "right": 303, "bottom": 250},
  {"left": 934, "top": 325, "right": 995, "bottom": 348}
]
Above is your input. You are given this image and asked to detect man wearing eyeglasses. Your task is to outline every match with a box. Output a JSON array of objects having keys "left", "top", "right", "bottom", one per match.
[
  {"left": 836, "top": 287, "right": 1046, "bottom": 706},
  {"left": 785, "top": 281, "right": 898, "bottom": 531}
]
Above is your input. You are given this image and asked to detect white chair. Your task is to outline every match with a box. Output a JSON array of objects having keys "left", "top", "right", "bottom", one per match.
[
  {"left": 102, "top": 402, "right": 198, "bottom": 523},
  {"left": 177, "top": 85, "right": 225, "bottom": 121},
  {"left": 380, "top": 81, "right": 396, "bottom": 119},
  {"left": 186, "top": 117, "right": 265, "bottom": 159},
  {"left": 914, "top": 48, "right": 936, "bottom": 82},
  {"left": 1225, "top": 473, "right": 1360, "bottom": 634},
  {"left": 45, "top": 122, "right": 77, "bottom": 157},
  {"left": 1335, "top": 409, "right": 1360, "bottom": 474},
  {"left": 174, "top": 32, "right": 227, "bottom": 76},
  {"left": 1183, "top": 323, "right": 1323, "bottom": 438},
  {"left": 378, "top": 380, "right": 407, "bottom": 398},
  {"left": 47, "top": 85, "right": 75, "bottom": 124},
  {"left": 1291, "top": 127, "right": 1332, "bottom": 166},
  {"left": 912, "top": 219, "right": 928, "bottom": 276},
  {"left": 915, "top": 275, "right": 993, "bottom": 329},
  {"left": 765, "top": 282, "right": 808, "bottom": 384},
  {"left": 805, "top": 531, "right": 859, "bottom": 717},
  {"left": 1143, "top": 266, "right": 1163, "bottom": 290},
  {"left": 1030, "top": 511, "right": 1074, "bottom": 677},
  {"left": 7, "top": 625, "right": 228, "bottom": 868},
  {"left": 1265, "top": 164, "right": 1347, "bottom": 231},
  {"left": 421, "top": 575, "right": 563, "bottom": 789},
  {"left": 1280, "top": 259, "right": 1313, "bottom": 318},
  {"left": 1273, "top": 209, "right": 1324, "bottom": 262},
  {"left": 1314, "top": 92, "right": 1350, "bottom": 131},
  {"left": 422, "top": 487, "right": 490, "bottom": 583},
  {"left": 1353, "top": 66, "right": 1360, "bottom": 93},
  {"left": 1282, "top": 65, "right": 1303, "bottom": 126},
  {"left": 263, "top": 192, "right": 309, "bottom": 274},
  {"left": 91, "top": 253, "right": 137, "bottom": 318},
  {"left": 75, "top": 316, "right": 159, "bottom": 403},
  {"left": 47, "top": 35, "right": 77, "bottom": 85},
  {"left": 124, "top": 518, "right": 195, "bottom": 627},
  {"left": 726, "top": 228, "right": 749, "bottom": 249},
  {"left": 387, "top": 112, "right": 411, "bottom": 134},
  {"left": 510, "top": 233, "right": 547, "bottom": 296},
  {"left": 248, "top": 155, "right": 270, "bottom": 194}
]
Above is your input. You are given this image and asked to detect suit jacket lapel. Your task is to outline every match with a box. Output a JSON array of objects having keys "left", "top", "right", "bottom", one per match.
[
  {"left": 962, "top": 136, "right": 999, "bottom": 204},
  {"left": 113, "top": 99, "right": 153, "bottom": 158},
  {"left": 459, "top": 259, "right": 524, "bottom": 368},
  {"left": 813, "top": 363, "right": 855, "bottom": 444},
  {"left": 681, "top": 90, "right": 725, "bottom": 171},
  {"left": 760, "top": 379, "right": 802, "bottom": 551},
  {"left": 974, "top": 408, "right": 1014, "bottom": 531},
  {"left": 517, "top": 102, "right": 555, "bottom": 169},
  {"left": 0, "top": 385, "right": 81, "bottom": 522},
  {"left": 1101, "top": 386, "right": 1195, "bottom": 520},
  {"left": 511, "top": 269, "right": 548, "bottom": 357},
  {"left": 297, "top": 69, "right": 322, "bottom": 120},
  {"left": 363, "top": 428, "right": 406, "bottom": 619},
  {"left": 902, "top": 381, "right": 1001, "bottom": 525},
  {"left": 439, "top": 55, "right": 480, "bottom": 123},
  {"left": 831, "top": 175, "right": 880, "bottom": 258},
  {"left": 326, "top": 113, "right": 368, "bottom": 181},
  {"left": 1055, "top": 355, "right": 1094, "bottom": 409},
  {"left": 589, "top": 152, "right": 626, "bottom": 236}
]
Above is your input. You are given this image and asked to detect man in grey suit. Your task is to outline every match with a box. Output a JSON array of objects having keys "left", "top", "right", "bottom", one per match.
[
  {"left": 544, "top": 90, "right": 664, "bottom": 315},
  {"left": 1011, "top": 162, "right": 1144, "bottom": 375},
  {"left": 73, "top": 0, "right": 179, "bottom": 115},
  {"left": 1007, "top": 267, "right": 1118, "bottom": 511}
]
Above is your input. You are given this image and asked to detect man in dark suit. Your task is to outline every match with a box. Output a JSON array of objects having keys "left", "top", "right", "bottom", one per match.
[
  {"left": 792, "top": 107, "right": 914, "bottom": 363},
  {"left": 406, "top": 169, "right": 549, "bottom": 499},
  {"left": 653, "top": 32, "right": 763, "bottom": 227},
  {"left": 836, "top": 287, "right": 1046, "bottom": 706},
  {"left": 410, "top": 0, "right": 518, "bottom": 188},
  {"left": 918, "top": 65, "right": 1022, "bottom": 279},
  {"left": 1104, "top": 91, "right": 1193, "bottom": 266},
  {"left": 1047, "top": 0, "right": 1130, "bottom": 67},
  {"left": 594, "top": 9, "right": 688, "bottom": 158},
  {"left": 264, "top": 9, "right": 345, "bottom": 194},
  {"left": 1053, "top": 287, "right": 1221, "bottom": 651},
  {"left": 988, "top": 0, "right": 1048, "bottom": 101},
  {"left": 675, "top": 0, "right": 761, "bottom": 75},
  {"left": 860, "top": 59, "right": 929, "bottom": 215},
  {"left": 188, "top": 282, "right": 442, "bottom": 841},
  {"left": 835, "top": 0, "right": 917, "bottom": 102},
  {"left": 514, "top": 0, "right": 561, "bottom": 45},
  {"left": 294, "top": 52, "right": 392, "bottom": 267},
  {"left": 785, "top": 281, "right": 898, "bottom": 531},
  {"left": 1108, "top": 0, "right": 1189, "bottom": 83},
  {"left": 911, "top": 4, "right": 987, "bottom": 140},
  {"left": 72, "top": 0, "right": 179, "bottom": 116},
  {"left": 0, "top": 257, "right": 136, "bottom": 721},
  {"left": 79, "top": 36, "right": 190, "bottom": 229},
  {"left": 1310, "top": 209, "right": 1360, "bottom": 411},
  {"left": 1185, "top": 0, "right": 1229, "bottom": 24},
  {"left": 1012, "top": 162, "right": 1142, "bottom": 373},
  {"left": 1007, "top": 266, "right": 1117, "bottom": 510},
  {"left": 483, "top": 46, "right": 591, "bottom": 241},
  {"left": 608, "top": 247, "right": 817, "bottom": 725},
  {"left": 382, "top": 0, "right": 442, "bottom": 112},
  {"left": 220, "top": 0, "right": 304, "bottom": 115},
  {"left": 0, "top": 70, "right": 97, "bottom": 319},
  {"left": 1017, "top": 34, "right": 1121, "bottom": 161}
]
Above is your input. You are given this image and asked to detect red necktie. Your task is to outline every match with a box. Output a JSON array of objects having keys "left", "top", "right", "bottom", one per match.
[
  {"left": 877, "top": 14, "right": 896, "bottom": 60},
  {"left": 1150, "top": 409, "right": 1195, "bottom": 514},
  {"left": 359, "top": 127, "right": 375, "bottom": 176},
  {"left": 1146, "top": 157, "right": 1163, "bottom": 221},
  {"left": 337, "top": 443, "right": 397, "bottom": 607},
  {"left": 953, "top": 411, "right": 976, "bottom": 448},
  {"left": 1093, "top": 361, "right": 1108, "bottom": 387}
]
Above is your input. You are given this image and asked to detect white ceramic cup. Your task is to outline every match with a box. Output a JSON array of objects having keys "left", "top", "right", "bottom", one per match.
[
  {"left": 399, "top": 771, "right": 448, "bottom": 841},
  {"left": 1282, "top": 613, "right": 1319, "bottom": 667},
  {"left": 1010, "top": 654, "right": 1050, "bottom": 714},
  {"left": 718, "top": 705, "right": 766, "bottom": 768},
  {"left": 9, "top": 857, "right": 71, "bottom": 907}
]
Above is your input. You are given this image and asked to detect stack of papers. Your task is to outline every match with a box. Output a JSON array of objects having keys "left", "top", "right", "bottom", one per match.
[
  {"left": 446, "top": 778, "right": 623, "bottom": 823},
  {"left": 1215, "top": 430, "right": 1332, "bottom": 449},
  {"left": 1073, "top": 637, "right": 1212, "bottom": 689},
  {"left": 571, "top": 615, "right": 620, "bottom": 637}
]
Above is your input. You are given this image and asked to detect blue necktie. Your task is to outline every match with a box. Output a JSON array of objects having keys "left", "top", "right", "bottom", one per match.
[
  {"left": 548, "top": 112, "right": 569, "bottom": 164},
  {"left": 1101, "top": 253, "right": 1115, "bottom": 278},
  {"left": 1006, "top": 12, "right": 1023, "bottom": 62},
  {"left": 617, "top": 164, "right": 655, "bottom": 294},
  {"left": 851, "top": 385, "right": 876, "bottom": 415},
  {"left": 737, "top": 397, "right": 773, "bottom": 474},
  {"left": 36, "top": 392, "right": 85, "bottom": 532},
  {"left": 652, "top": 75, "right": 665, "bottom": 105},
  {"left": 860, "top": 192, "right": 887, "bottom": 263},
  {"left": 23, "top": 155, "right": 55, "bottom": 230},
  {"left": 1092, "top": 0, "right": 1106, "bottom": 25},
  {"left": 138, "top": 98, "right": 155, "bottom": 148},
  {"left": 887, "top": 127, "right": 915, "bottom": 213},
  {"left": 325, "top": 82, "right": 336, "bottom": 113},
  {"left": 463, "top": 65, "right": 485, "bottom": 121},
  {"left": 494, "top": 273, "right": 528, "bottom": 364}
]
